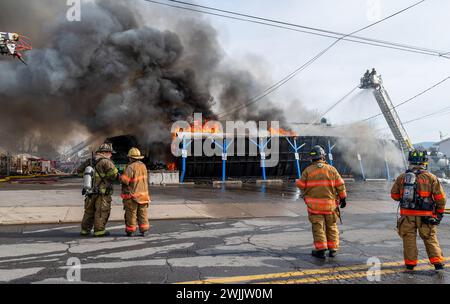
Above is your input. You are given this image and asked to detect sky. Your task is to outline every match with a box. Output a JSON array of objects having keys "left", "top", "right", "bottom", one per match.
[
  {"left": 143, "top": 0, "right": 450, "bottom": 143},
  {"left": 2, "top": 0, "right": 449, "bottom": 147}
]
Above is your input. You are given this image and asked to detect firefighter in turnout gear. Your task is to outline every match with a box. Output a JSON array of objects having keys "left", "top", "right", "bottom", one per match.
[
  {"left": 391, "top": 149, "right": 447, "bottom": 271},
  {"left": 296, "top": 145, "right": 347, "bottom": 259},
  {"left": 121, "top": 148, "right": 151, "bottom": 237},
  {"left": 80, "top": 143, "right": 119, "bottom": 237}
]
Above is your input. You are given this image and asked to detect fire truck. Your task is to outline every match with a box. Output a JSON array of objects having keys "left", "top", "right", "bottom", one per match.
[{"left": 360, "top": 69, "right": 450, "bottom": 178}]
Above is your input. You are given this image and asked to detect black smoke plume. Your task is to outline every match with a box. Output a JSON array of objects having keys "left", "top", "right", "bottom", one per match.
[{"left": 0, "top": 0, "right": 286, "bottom": 159}]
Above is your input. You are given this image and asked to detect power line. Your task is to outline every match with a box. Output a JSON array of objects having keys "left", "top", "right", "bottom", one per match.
[
  {"left": 145, "top": 0, "right": 432, "bottom": 118},
  {"left": 403, "top": 105, "right": 450, "bottom": 125},
  {"left": 361, "top": 75, "right": 450, "bottom": 122},
  {"left": 288, "top": 86, "right": 359, "bottom": 125},
  {"left": 214, "top": 0, "right": 427, "bottom": 118},
  {"left": 314, "top": 86, "right": 360, "bottom": 123},
  {"left": 216, "top": 41, "right": 340, "bottom": 119},
  {"left": 146, "top": 0, "right": 448, "bottom": 58},
  {"left": 374, "top": 105, "right": 450, "bottom": 133}
]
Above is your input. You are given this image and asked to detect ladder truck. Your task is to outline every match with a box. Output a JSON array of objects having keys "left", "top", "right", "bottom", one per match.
[
  {"left": 360, "top": 69, "right": 449, "bottom": 178},
  {"left": 359, "top": 69, "right": 413, "bottom": 153}
]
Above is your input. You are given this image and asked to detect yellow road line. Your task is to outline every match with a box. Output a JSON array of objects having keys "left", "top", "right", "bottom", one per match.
[
  {"left": 177, "top": 257, "right": 449, "bottom": 284},
  {"left": 263, "top": 265, "right": 433, "bottom": 284},
  {"left": 0, "top": 174, "right": 59, "bottom": 183},
  {"left": 0, "top": 175, "right": 37, "bottom": 182}
]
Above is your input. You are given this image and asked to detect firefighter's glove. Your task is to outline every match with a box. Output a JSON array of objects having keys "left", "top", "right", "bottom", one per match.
[
  {"left": 339, "top": 198, "right": 347, "bottom": 209},
  {"left": 437, "top": 212, "right": 444, "bottom": 223},
  {"left": 424, "top": 215, "right": 442, "bottom": 226}
]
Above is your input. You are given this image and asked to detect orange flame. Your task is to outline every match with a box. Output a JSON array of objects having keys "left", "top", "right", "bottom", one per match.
[
  {"left": 172, "top": 122, "right": 296, "bottom": 136},
  {"left": 173, "top": 121, "right": 222, "bottom": 134},
  {"left": 167, "top": 162, "right": 177, "bottom": 171},
  {"left": 269, "top": 127, "right": 298, "bottom": 136}
]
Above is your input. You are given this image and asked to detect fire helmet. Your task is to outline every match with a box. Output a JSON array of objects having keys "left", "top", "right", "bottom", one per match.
[
  {"left": 127, "top": 147, "right": 145, "bottom": 160},
  {"left": 309, "top": 145, "right": 326, "bottom": 161},
  {"left": 96, "top": 143, "right": 115, "bottom": 154},
  {"left": 11, "top": 33, "right": 19, "bottom": 41},
  {"left": 408, "top": 149, "right": 428, "bottom": 165}
]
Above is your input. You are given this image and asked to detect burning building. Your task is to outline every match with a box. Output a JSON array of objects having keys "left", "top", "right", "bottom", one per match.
[
  {"left": 105, "top": 118, "right": 405, "bottom": 183},
  {"left": 0, "top": 1, "right": 406, "bottom": 182}
]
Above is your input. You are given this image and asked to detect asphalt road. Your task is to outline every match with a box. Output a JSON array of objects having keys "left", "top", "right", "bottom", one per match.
[
  {"left": 1, "top": 178, "right": 447, "bottom": 207},
  {"left": 1, "top": 213, "right": 450, "bottom": 284}
]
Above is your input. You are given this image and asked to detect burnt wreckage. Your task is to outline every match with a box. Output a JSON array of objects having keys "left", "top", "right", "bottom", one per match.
[{"left": 106, "top": 132, "right": 402, "bottom": 182}]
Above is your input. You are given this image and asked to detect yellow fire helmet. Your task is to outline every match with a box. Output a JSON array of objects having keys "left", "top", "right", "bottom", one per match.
[
  {"left": 127, "top": 147, "right": 145, "bottom": 160},
  {"left": 11, "top": 33, "right": 19, "bottom": 41}
]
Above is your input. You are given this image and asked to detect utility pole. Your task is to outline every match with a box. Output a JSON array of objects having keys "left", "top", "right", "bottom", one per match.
[{"left": 6, "top": 151, "right": 11, "bottom": 176}]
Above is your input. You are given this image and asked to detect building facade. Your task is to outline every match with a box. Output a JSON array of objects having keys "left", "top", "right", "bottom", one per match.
[{"left": 438, "top": 138, "right": 450, "bottom": 157}]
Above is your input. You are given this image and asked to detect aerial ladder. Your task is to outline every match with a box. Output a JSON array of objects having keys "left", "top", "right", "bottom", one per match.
[
  {"left": 360, "top": 69, "right": 450, "bottom": 178},
  {"left": 359, "top": 69, "right": 414, "bottom": 153}
]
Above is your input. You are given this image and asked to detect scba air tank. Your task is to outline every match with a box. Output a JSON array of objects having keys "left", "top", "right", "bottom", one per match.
[
  {"left": 402, "top": 172, "right": 417, "bottom": 208},
  {"left": 83, "top": 166, "right": 95, "bottom": 194}
]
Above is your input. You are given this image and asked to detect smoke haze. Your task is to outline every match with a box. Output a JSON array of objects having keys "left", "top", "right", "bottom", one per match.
[
  {"left": 0, "top": 0, "right": 285, "bottom": 158},
  {"left": 0, "top": 0, "right": 404, "bottom": 177}
]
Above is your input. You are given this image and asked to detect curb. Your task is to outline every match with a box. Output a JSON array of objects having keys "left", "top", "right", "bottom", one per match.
[{"left": 0, "top": 203, "right": 306, "bottom": 226}]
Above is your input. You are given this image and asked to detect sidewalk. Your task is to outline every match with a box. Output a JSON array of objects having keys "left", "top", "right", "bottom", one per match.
[
  {"left": 0, "top": 202, "right": 305, "bottom": 225},
  {"left": 0, "top": 178, "right": 403, "bottom": 225},
  {"left": 0, "top": 199, "right": 402, "bottom": 225}
]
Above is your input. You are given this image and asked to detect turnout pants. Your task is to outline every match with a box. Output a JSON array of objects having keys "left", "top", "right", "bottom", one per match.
[
  {"left": 309, "top": 212, "right": 340, "bottom": 251},
  {"left": 397, "top": 216, "right": 444, "bottom": 266},
  {"left": 81, "top": 194, "right": 112, "bottom": 235},
  {"left": 123, "top": 199, "right": 149, "bottom": 233}
]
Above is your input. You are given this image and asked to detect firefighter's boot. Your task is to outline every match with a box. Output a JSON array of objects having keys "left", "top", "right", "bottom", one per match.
[
  {"left": 80, "top": 230, "right": 90, "bottom": 237},
  {"left": 328, "top": 250, "right": 338, "bottom": 258},
  {"left": 434, "top": 263, "right": 445, "bottom": 271},
  {"left": 312, "top": 249, "right": 326, "bottom": 259},
  {"left": 94, "top": 231, "right": 110, "bottom": 238}
]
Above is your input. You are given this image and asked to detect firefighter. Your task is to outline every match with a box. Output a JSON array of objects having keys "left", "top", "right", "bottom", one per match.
[
  {"left": 391, "top": 149, "right": 447, "bottom": 271},
  {"left": 120, "top": 148, "right": 151, "bottom": 237},
  {"left": 80, "top": 143, "right": 119, "bottom": 237},
  {"left": 296, "top": 145, "right": 347, "bottom": 259},
  {"left": 363, "top": 69, "right": 370, "bottom": 86}
]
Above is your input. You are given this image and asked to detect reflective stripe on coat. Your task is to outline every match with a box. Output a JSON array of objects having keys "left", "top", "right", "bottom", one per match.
[
  {"left": 296, "top": 160, "right": 346, "bottom": 215},
  {"left": 121, "top": 161, "right": 150, "bottom": 204}
]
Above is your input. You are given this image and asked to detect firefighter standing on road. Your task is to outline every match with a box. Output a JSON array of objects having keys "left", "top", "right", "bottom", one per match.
[
  {"left": 391, "top": 149, "right": 446, "bottom": 271},
  {"left": 120, "top": 148, "right": 151, "bottom": 237},
  {"left": 296, "top": 145, "right": 347, "bottom": 259},
  {"left": 80, "top": 143, "right": 118, "bottom": 237}
]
